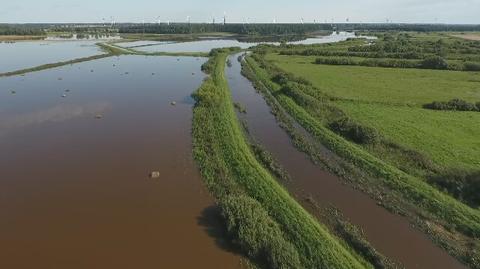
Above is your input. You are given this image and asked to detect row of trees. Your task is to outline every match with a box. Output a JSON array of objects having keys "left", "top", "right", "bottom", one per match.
[
  {"left": 337, "top": 23, "right": 480, "bottom": 32},
  {"left": 349, "top": 33, "right": 480, "bottom": 60},
  {"left": 0, "top": 24, "right": 44, "bottom": 35},
  {"left": 118, "top": 23, "right": 332, "bottom": 35},
  {"left": 314, "top": 55, "right": 480, "bottom": 71}
]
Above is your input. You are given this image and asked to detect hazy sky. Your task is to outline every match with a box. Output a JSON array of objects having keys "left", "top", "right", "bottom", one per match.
[{"left": 2, "top": 0, "right": 480, "bottom": 24}]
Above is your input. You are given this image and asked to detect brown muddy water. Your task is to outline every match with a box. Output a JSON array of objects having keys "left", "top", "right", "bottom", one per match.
[
  {"left": 226, "top": 54, "right": 467, "bottom": 269},
  {"left": 0, "top": 55, "right": 242, "bottom": 269}
]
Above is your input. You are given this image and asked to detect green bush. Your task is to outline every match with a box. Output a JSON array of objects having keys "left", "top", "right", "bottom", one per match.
[
  {"left": 328, "top": 117, "right": 380, "bottom": 145},
  {"left": 428, "top": 171, "right": 480, "bottom": 208},
  {"left": 221, "top": 195, "right": 302, "bottom": 269},
  {"left": 315, "top": 57, "right": 359, "bottom": 65},
  {"left": 424, "top": 99, "right": 479, "bottom": 112},
  {"left": 464, "top": 62, "right": 480, "bottom": 71},
  {"left": 421, "top": 56, "right": 449, "bottom": 70},
  {"left": 272, "top": 72, "right": 312, "bottom": 86}
]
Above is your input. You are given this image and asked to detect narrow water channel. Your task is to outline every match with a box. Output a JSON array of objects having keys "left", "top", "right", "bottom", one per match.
[
  {"left": 226, "top": 53, "right": 467, "bottom": 269},
  {"left": 0, "top": 55, "right": 242, "bottom": 268}
]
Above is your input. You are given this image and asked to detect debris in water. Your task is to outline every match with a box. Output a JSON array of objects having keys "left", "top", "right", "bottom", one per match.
[
  {"left": 58, "top": 78, "right": 63, "bottom": 80},
  {"left": 152, "top": 73, "right": 155, "bottom": 75},
  {"left": 11, "top": 90, "right": 16, "bottom": 94},
  {"left": 125, "top": 72, "right": 129, "bottom": 75},
  {"left": 177, "top": 58, "right": 180, "bottom": 61},
  {"left": 150, "top": 171, "right": 161, "bottom": 179},
  {"left": 65, "top": 89, "right": 70, "bottom": 92},
  {"left": 90, "top": 70, "right": 94, "bottom": 72},
  {"left": 95, "top": 114, "right": 103, "bottom": 119},
  {"left": 62, "top": 94, "right": 67, "bottom": 98},
  {"left": 192, "top": 72, "right": 195, "bottom": 75},
  {"left": 171, "top": 101, "right": 177, "bottom": 106}
]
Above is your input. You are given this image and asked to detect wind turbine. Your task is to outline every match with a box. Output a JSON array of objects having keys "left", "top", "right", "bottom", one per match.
[
  {"left": 157, "top": 16, "right": 161, "bottom": 25},
  {"left": 223, "top": 11, "right": 226, "bottom": 25},
  {"left": 110, "top": 16, "right": 115, "bottom": 28},
  {"left": 301, "top": 18, "right": 304, "bottom": 24},
  {"left": 187, "top": 16, "right": 191, "bottom": 24}
]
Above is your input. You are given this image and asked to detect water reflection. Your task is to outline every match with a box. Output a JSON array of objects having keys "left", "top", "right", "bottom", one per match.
[
  {"left": 135, "top": 32, "right": 375, "bottom": 53},
  {"left": 0, "top": 102, "right": 111, "bottom": 136}
]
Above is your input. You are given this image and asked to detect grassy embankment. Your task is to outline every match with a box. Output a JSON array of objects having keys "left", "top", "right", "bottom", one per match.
[
  {"left": 244, "top": 53, "right": 480, "bottom": 267},
  {"left": 101, "top": 42, "right": 209, "bottom": 57},
  {"left": 192, "top": 48, "right": 373, "bottom": 269}
]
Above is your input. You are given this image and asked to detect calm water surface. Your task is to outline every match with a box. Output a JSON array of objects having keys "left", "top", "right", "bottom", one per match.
[
  {"left": 136, "top": 32, "right": 370, "bottom": 53},
  {"left": 0, "top": 55, "right": 242, "bottom": 269},
  {"left": 0, "top": 41, "right": 102, "bottom": 73}
]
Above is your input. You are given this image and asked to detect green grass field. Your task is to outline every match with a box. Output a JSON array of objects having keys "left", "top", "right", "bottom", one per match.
[
  {"left": 265, "top": 53, "right": 480, "bottom": 170},
  {"left": 266, "top": 54, "right": 480, "bottom": 105},
  {"left": 337, "top": 101, "right": 480, "bottom": 170}
]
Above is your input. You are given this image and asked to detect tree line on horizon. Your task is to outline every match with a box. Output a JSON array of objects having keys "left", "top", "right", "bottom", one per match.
[{"left": 1, "top": 22, "right": 480, "bottom": 36}]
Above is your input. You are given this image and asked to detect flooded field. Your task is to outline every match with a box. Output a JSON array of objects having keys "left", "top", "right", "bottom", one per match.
[
  {"left": 226, "top": 53, "right": 467, "bottom": 269},
  {"left": 0, "top": 41, "right": 102, "bottom": 73},
  {"left": 0, "top": 55, "right": 242, "bottom": 268},
  {"left": 114, "top": 40, "right": 172, "bottom": 48},
  {"left": 134, "top": 32, "right": 367, "bottom": 53}
]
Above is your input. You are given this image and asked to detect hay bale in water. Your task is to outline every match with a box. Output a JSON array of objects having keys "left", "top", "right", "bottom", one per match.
[
  {"left": 95, "top": 114, "right": 103, "bottom": 119},
  {"left": 171, "top": 101, "right": 177, "bottom": 106},
  {"left": 150, "top": 171, "right": 161, "bottom": 179}
]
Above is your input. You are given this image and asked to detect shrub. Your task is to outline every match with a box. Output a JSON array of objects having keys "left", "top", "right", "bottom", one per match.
[
  {"left": 424, "top": 99, "right": 479, "bottom": 112},
  {"left": 421, "top": 56, "right": 449, "bottom": 70},
  {"left": 328, "top": 117, "right": 380, "bottom": 145},
  {"left": 361, "top": 58, "right": 419, "bottom": 68},
  {"left": 272, "top": 72, "right": 312, "bottom": 86},
  {"left": 428, "top": 171, "right": 480, "bottom": 208},
  {"left": 464, "top": 62, "right": 480, "bottom": 71},
  {"left": 272, "top": 73, "right": 290, "bottom": 85},
  {"left": 315, "top": 57, "right": 359, "bottom": 66},
  {"left": 220, "top": 195, "right": 302, "bottom": 269}
]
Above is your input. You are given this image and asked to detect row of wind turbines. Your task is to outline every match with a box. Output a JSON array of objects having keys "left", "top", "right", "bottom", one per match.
[{"left": 102, "top": 14, "right": 404, "bottom": 26}]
